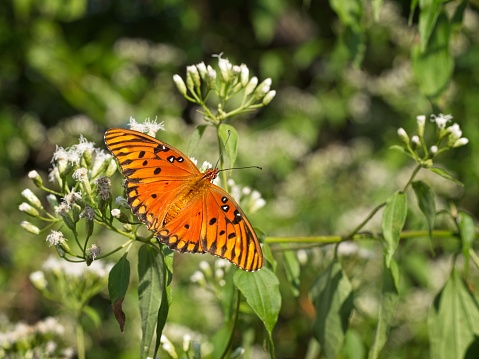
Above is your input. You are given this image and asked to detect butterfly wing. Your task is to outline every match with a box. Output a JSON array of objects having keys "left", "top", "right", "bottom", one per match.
[
  {"left": 157, "top": 184, "right": 263, "bottom": 271},
  {"left": 104, "top": 128, "right": 200, "bottom": 228}
]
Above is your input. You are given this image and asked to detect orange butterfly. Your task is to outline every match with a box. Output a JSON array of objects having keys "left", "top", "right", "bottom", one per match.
[{"left": 104, "top": 128, "right": 263, "bottom": 271}]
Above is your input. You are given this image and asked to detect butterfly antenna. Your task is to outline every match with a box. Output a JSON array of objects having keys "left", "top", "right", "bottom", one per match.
[{"left": 214, "top": 129, "right": 231, "bottom": 169}]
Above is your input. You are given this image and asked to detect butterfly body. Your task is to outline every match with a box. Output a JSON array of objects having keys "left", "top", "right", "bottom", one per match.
[{"left": 104, "top": 129, "right": 263, "bottom": 271}]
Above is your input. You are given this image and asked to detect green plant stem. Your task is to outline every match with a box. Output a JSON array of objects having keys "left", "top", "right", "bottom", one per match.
[
  {"left": 76, "top": 319, "right": 85, "bottom": 359},
  {"left": 265, "top": 230, "right": 460, "bottom": 247},
  {"left": 344, "top": 202, "right": 387, "bottom": 239},
  {"left": 403, "top": 164, "right": 422, "bottom": 191},
  {"left": 469, "top": 249, "right": 479, "bottom": 270}
]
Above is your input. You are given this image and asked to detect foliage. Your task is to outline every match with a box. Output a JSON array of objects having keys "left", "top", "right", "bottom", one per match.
[{"left": 2, "top": 0, "right": 479, "bottom": 358}]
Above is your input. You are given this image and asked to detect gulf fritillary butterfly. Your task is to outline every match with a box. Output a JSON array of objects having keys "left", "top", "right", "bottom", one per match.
[{"left": 104, "top": 128, "right": 263, "bottom": 271}]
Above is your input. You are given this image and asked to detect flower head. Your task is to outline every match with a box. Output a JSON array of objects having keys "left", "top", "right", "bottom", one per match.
[
  {"left": 129, "top": 116, "right": 165, "bottom": 137},
  {"left": 430, "top": 113, "right": 453, "bottom": 130},
  {"left": 46, "top": 230, "right": 66, "bottom": 247}
]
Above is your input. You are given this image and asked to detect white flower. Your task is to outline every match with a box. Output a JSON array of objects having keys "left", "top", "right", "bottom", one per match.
[
  {"left": 199, "top": 161, "right": 213, "bottom": 172},
  {"left": 430, "top": 113, "right": 453, "bottom": 129},
  {"left": 129, "top": 116, "right": 165, "bottom": 137},
  {"left": 19, "top": 202, "right": 39, "bottom": 217},
  {"left": 447, "top": 123, "right": 462, "bottom": 143},
  {"left": 46, "top": 230, "right": 65, "bottom": 246},
  {"left": 262, "top": 90, "right": 276, "bottom": 105},
  {"left": 218, "top": 57, "right": 233, "bottom": 82},
  {"left": 89, "top": 244, "right": 101, "bottom": 260},
  {"left": 190, "top": 271, "right": 205, "bottom": 284},
  {"left": 416, "top": 115, "right": 426, "bottom": 136},
  {"left": 430, "top": 145, "right": 438, "bottom": 154},
  {"left": 111, "top": 208, "right": 121, "bottom": 218},
  {"left": 411, "top": 135, "right": 420, "bottom": 147},
  {"left": 160, "top": 335, "right": 178, "bottom": 358},
  {"left": 28, "top": 170, "right": 43, "bottom": 187},
  {"left": 196, "top": 62, "right": 207, "bottom": 78},
  {"left": 240, "top": 64, "right": 249, "bottom": 87},
  {"left": 91, "top": 149, "right": 112, "bottom": 178},
  {"left": 244, "top": 76, "right": 258, "bottom": 96},
  {"left": 72, "top": 167, "right": 88, "bottom": 181},
  {"left": 21, "top": 221, "right": 40, "bottom": 234},
  {"left": 63, "top": 191, "right": 82, "bottom": 205}
]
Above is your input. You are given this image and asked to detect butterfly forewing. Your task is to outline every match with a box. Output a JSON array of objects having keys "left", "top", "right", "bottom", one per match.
[{"left": 104, "top": 128, "right": 263, "bottom": 271}]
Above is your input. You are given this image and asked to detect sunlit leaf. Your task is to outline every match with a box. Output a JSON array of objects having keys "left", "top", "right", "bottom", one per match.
[
  {"left": 427, "top": 167, "right": 463, "bottom": 186},
  {"left": 382, "top": 191, "right": 407, "bottom": 267},
  {"left": 428, "top": 270, "right": 479, "bottom": 359}
]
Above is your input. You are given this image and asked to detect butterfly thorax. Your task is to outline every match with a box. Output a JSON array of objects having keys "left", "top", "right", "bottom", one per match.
[{"left": 162, "top": 168, "right": 219, "bottom": 225}]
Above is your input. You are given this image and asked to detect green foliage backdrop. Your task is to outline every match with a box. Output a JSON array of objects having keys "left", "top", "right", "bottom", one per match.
[{"left": 2, "top": 0, "right": 479, "bottom": 358}]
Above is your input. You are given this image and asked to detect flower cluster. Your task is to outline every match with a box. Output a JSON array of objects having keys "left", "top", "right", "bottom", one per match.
[
  {"left": 173, "top": 55, "right": 276, "bottom": 123},
  {"left": 396, "top": 113, "right": 468, "bottom": 166},
  {"left": 19, "top": 134, "right": 121, "bottom": 263},
  {"left": 190, "top": 259, "right": 232, "bottom": 295},
  {"left": 0, "top": 315, "right": 73, "bottom": 358}
]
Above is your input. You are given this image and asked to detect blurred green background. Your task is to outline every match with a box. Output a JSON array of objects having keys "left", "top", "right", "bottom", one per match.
[{"left": 1, "top": 0, "right": 479, "bottom": 358}]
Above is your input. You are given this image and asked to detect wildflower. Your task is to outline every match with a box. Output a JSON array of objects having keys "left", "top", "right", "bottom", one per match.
[
  {"left": 28, "top": 170, "right": 43, "bottom": 187},
  {"left": 89, "top": 244, "right": 101, "bottom": 260},
  {"left": 160, "top": 335, "right": 178, "bottom": 359},
  {"left": 48, "top": 165, "right": 61, "bottom": 184},
  {"left": 111, "top": 208, "right": 121, "bottom": 218},
  {"left": 55, "top": 201, "right": 70, "bottom": 216},
  {"left": 129, "top": 116, "right": 165, "bottom": 137},
  {"left": 183, "top": 334, "right": 192, "bottom": 353},
  {"left": 430, "top": 113, "right": 453, "bottom": 130},
  {"left": 206, "top": 65, "right": 217, "bottom": 89},
  {"left": 199, "top": 260, "right": 212, "bottom": 276},
  {"left": 199, "top": 161, "right": 213, "bottom": 172},
  {"left": 46, "top": 194, "right": 59, "bottom": 211},
  {"left": 72, "top": 167, "right": 88, "bottom": 181},
  {"left": 187, "top": 65, "right": 201, "bottom": 89},
  {"left": 63, "top": 191, "right": 82, "bottom": 206},
  {"left": 91, "top": 149, "right": 112, "bottom": 178},
  {"left": 446, "top": 123, "right": 462, "bottom": 146},
  {"left": 411, "top": 135, "right": 420, "bottom": 149},
  {"left": 116, "top": 196, "right": 128, "bottom": 207},
  {"left": 249, "top": 190, "right": 266, "bottom": 212},
  {"left": 80, "top": 205, "right": 95, "bottom": 221},
  {"left": 46, "top": 230, "right": 66, "bottom": 247},
  {"left": 95, "top": 176, "right": 111, "bottom": 200},
  {"left": 190, "top": 271, "right": 205, "bottom": 285},
  {"left": 430, "top": 146, "right": 438, "bottom": 155},
  {"left": 19, "top": 202, "right": 40, "bottom": 217},
  {"left": 21, "top": 220, "right": 40, "bottom": 234}
]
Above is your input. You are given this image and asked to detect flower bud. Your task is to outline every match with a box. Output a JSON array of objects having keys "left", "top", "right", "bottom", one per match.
[
  {"left": 240, "top": 64, "right": 249, "bottom": 87},
  {"left": 218, "top": 57, "right": 232, "bottom": 82},
  {"left": 187, "top": 65, "right": 201, "bottom": 89},
  {"left": 19, "top": 202, "right": 40, "bottom": 217},
  {"left": 21, "top": 221, "right": 40, "bottom": 234},
  {"left": 173, "top": 74, "right": 187, "bottom": 96},
  {"left": 105, "top": 158, "right": 119, "bottom": 177},
  {"left": 46, "top": 194, "right": 59, "bottom": 211},
  {"left": 206, "top": 66, "right": 217, "bottom": 90},
  {"left": 254, "top": 78, "right": 272, "bottom": 100},
  {"left": 21, "top": 189, "right": 43, "bottom": 209},
  {"left": 28, "top": 171, "right": 43, "bottom": 187},
  {"left": 397, "top": 128, "right": 409, "bottom": 144},
  {"left": 262, "top": 90, "right": 276, "bottom": 105},
  {"left": 453, "top": 138, "right": 469, "bottom": 148},
  {"left": 244, "top": 76, "right": 258, "bottom": 96},
  {"left": 411, "top": 135, "right": 420, "bottom": 149},
  {"left": 416, "top": 115, "right": 426, "bottom": 137},
  {"left": 196, "top": 62, "right": 207, "bottom": 79},
  {"left": 29, "top": 271, "right": 47, "bottom": 291},
  {"left": 430, "top": 145, "right": 438, "bottom": 155}
]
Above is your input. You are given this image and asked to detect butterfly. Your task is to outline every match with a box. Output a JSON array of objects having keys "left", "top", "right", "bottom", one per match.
[{"left": 104, "top": 128, "right": 263, "bottom": 271}]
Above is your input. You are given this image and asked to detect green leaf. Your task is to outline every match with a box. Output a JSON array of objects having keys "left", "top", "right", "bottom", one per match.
[
  {"left": 282, "top": 244, "right": 300, "bottom": 297},
  {"left": 329, "top": 0, "right": 365, "bottom": 66},
  {"left": 138, "top": 245, "right": 167, "bottom": 359},
  {"left": 310, "top": 260, "right": 354, "bottom": 359},
  {"left": 408, "top": 0, "right": 419, "bottom": 25},
  {"left": 451, "top": 0, "right": 468, "bottom": 31},
  {"left": 218, "top": 124, "right": 238, "bottom": 169},
  {"left": 412, "top": 180, "right": 436, "bottom": 240},
  {"left": 412, "top": 11, "right": 453, "bottom": 97},
  {"left": 427, "top": 167, "right": 463, "bottom": 186},
  {"left": 187, "top": 124, "right": 208, "bottom": 156},
  {"left": 261, "top": 242, "right": 278, "bottom": 273},
  {"left": 382, "top": 191, "right": 407, "bottom": 267},
  {"left": 234, "top": 267, "right": 281, "bottom": 357},
  {"left": 428, "top": 270, "right": 479, "bottom": 359},
  {"left": 458, "top": 210, "right": 475, "bottom": 272},
  {"left": 368, "top": 258, "right": 400, "bottom": 359},
  {"left": 108, "top": 254, "right": 130, "bottom": 332},
  {"left": 418, "top": 0, "right": 444, "bottom": 51}
]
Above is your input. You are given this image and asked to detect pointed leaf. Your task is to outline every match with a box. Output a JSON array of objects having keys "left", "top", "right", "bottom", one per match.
[
  {"left": 138, "top": 245, "right": 167, "bottom": 359},
  {"left": 368, "top": 258, "right": 400, "bottom": 359},
  {"left": 382, "top": 191, "right": 407, "bottom": 267},
  {"left": 218, "top": 124, "right": 238, "bottom": 169},
  {"left": 310, "top": 260, "right": 354, "bottom": 359},
  {"left": 234, "top": 267, "right": 281, "bottom": 357},
  {"left": 282, "top": 244, "right": 300, "bottom": 297},
  {"left": 412, "top": 180, "right": 436, "bottom": 239},
  {"left": 108, "top": 254, "right": 130, "bottom": 332},
  {"left": 428, "top": 167, "right": 463, "bottom": 186},
  {"left": 187, "top": 124, "right": 208, "bottom": 155},
  {"left": 428, "top": 270, "right": 479, "bottom": 359},
  {"left": 418, "top": 0, "right": 443, "bottom": 51},
  {"left": 412, "top": 11, "right": 453, "bottom": 97}
]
